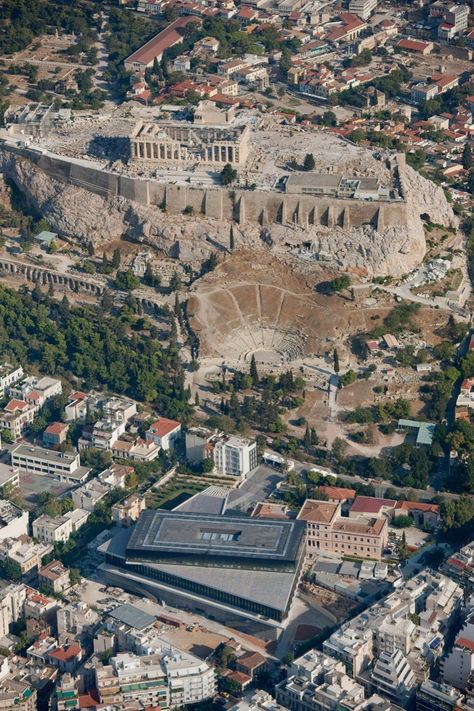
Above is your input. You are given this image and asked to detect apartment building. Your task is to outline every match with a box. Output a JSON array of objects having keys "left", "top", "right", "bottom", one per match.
[
  {"left": 0, "top": 400, "right": 36, "bottom": 439},
  {"left": 80, "top": 418, "right": 126, "bottom": 451},
  {"left": 324, "top": 572, "right": 462, "bottom": 680},
  {"left": 57, "top": 601, "right": 99, "bottom": 641},
  {"left": 416, "top": 680, "right": 465, "bottom": 711},
  {"left": 72, "top": 479, "right": 109, "bottom": 512},
  {"left": 0, "top": 536, "right": 52, "bottom": 579},
  {"left": 9, "top": 375, "right": 62, "bottom": 405},
  {"left": 111, "top": 437, "right": 160, "bottom": 462},
  {"left": 348, "top": 0, "right": 377, "bottom": 20},
  {"left": 298, "top": 500, "right": 388, "bottom": 560},
  {"left": 0, "top": 583, "right": 27, "bottom": 638},
  {"left": 11, "top": 444, "right": 90, "bottom": 483},
  {"left": 370, "top": 649, "right": 416, "bottom": 707},
  {"left": 443, "top": 613, "right": 474, "bottom": 689},
  {"left": 411, "top": 82, "right": 439, "bottom": 104},
  {"left": 32, "top": 515, "right": 73, "bottom": 545},
  {"left": 213, "top": 436, "right": 257, "bottom": 478},
  {"left": 0, "top": 363, "right": 24, "bottom": 399},
  {"left": 375, "top": 618, "right": 416, "bottom": 656},
  {"left": 0, "top": 500, "right": 28, "bottom": 542},
  {"left": 146, "top": 416, "right": 182, "bottom": 450},
  {"left": 95, "top": 651, "right": 215, "bottom": 708},
  {"left": 112, "top": 494, "right": 146, "bottom": 527},
  {"left": 38, "top": 560, "right": 70, "bottom": 594}
]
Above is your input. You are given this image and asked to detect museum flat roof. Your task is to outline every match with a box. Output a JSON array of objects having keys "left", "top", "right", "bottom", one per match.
[{"left": 126, "top": 509, "right": 305, "bottom": 564}]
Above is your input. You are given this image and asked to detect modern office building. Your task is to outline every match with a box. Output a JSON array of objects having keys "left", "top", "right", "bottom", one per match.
[{"left": 100, "top": 509, "right": 306, "bottom": 638}]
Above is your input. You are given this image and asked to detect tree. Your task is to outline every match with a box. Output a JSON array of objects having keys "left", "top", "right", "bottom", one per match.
[
  {"left": 229, "top": 224, "right": 235, "bottom": 250},
  {"left": 397, "top": 530, "right": 409, "bottom": 562},
  {"left": 201, "top": 458, "right": 215, "bottom": 474},
  {"left": 333, "top": 348, "right": 340, "bottom": 374},
  {"left": 304, "top": 424, "right": 311, "bottom": 451},
  {"left": 392, "top": 515, "right": 412, "bottom": 528},
  {"left": 69, "top": 568, "right": 81, "bottom": 586},
  {"left": 220, "top": 163, "right": 237, "bottom": 186},
  {"left": 303, "top": 153, "right": 315, "bottom": 171},
  {"left": 125, "top": 470, "right": 138, "bottom": 490},
  {"left": 111, "top": 248, "right": 121, "bottom": 270},
  {"left": 1, "top": 429, "right": 14, "bottom": 444},
  {"left": 332, "top": 275, "right": 351, "bottom": 292},
  {"left": 340, "top": 370, "right": 357, "bottom": 387},
  {"left": 279, "top": 47, "right": 292, "bottom": 76},
  {"left": 332, "top": 437, "right": 348, "bottom": 464},
  {"left": 250, "top": 354, "right": 259, "bottom": 386},
  {"left": 463, "top": 143, "right": 472, "bottom": 171},
  {"left": 114, "top": 270, "right": 140, "bottom": 291}
]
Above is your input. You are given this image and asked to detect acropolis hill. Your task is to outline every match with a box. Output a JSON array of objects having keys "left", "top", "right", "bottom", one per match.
[{"left": 0, "top": 104, "right": 457, "bottom": 277}]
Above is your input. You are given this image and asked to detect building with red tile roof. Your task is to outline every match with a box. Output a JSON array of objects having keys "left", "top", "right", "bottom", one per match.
[
  {"left": 124, "top": 16, "right": 201, "bottom": 72},
  {"left": 146, "top": 416, "right": 181, "bottom": 450},
  {"left": 349, "top": 496, "right": 396, "bottom": 518},
  {"left": 397, "top": 38, "right": 433, "bottom": 54},
  {"left": 394, "top": 500, "right": 440, "bottom": 528}
]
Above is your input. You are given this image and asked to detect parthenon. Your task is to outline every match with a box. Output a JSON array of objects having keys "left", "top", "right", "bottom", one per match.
[{"left": 130, "top": 121, "right": 250, "bottom": 166}]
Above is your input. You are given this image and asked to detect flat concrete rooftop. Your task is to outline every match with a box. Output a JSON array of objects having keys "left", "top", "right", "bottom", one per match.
[{"left": 127, "top": 509, "right": 305, "bottom": 565}]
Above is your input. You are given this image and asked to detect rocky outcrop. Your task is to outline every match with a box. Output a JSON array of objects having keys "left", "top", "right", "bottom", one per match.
[{"left": 0, "top": 148, "right": 457, "bottom": 277}]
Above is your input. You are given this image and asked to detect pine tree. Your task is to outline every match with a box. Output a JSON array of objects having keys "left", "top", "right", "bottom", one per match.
[
  {"left": 463, "top": 143, "right": 472, "bottom": 170},
  {"left": 310, "top": 427, "right": 318, "bottom": 445},
  {"left": 112, "top": 248, "right": 121, "bottom": 270},
  {"left": 100, "top": 289, "right": 113, "bottom": 312},
  {"left": 230, "top": 225, "right": 235, "bottom": 250},
  {"left": 303, "top": 153, "right": 315, "bottom": 171},
  {"left": 102, "top": 251, "right": 108, "bottom": 268},
  {"left": 194, "top": 392, "right": 200, "bottom": 406},
  {"left": 87, "top": 240, "right": 94, "bottom": 256},
  {"left": 333, "top": 348, "right": 340, "bottom": 373},
  {"left": 304, "top": 424, "right": 311, "bottom": 451},
  {"left": 250, "top": 354, "right": 259, "bottom": 386}
]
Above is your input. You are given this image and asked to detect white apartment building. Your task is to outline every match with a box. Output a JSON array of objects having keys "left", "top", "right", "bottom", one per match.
[
  {"left": 0, "top": 536, "right": 51, "bottom": 578},
  {"left": 348, "top": 0, "right": 377, "bottom": 20},
  {"left": 443, "top": 613, "right": 474, "bottom": 689},
  {"left": 102, "top": 398, "right": 137, "bottom": 423},
  {"left": 9, "top": 375, "right": 62, "bottom": 404},
  {"left": 11, "top": 444, "right": 90, "bottom": 483},
  {"left": 213, "top": 436, "right": 257, "bottom": 478},
  {"left": 81, "top": 418, "right": 127, "bottom": 451},
  {"left": 370, "top": 649, "right": 416, "bottom": 706},
  {"left": 146, "top": 416, "right": 182, "bottom": 451},
  {"left": 0, "top": 500, "right": 28, "bottom": 542},
  {"left": 375, "top": 618, "right": 416, "bottom": 656},
  {"left": 96, "top": 651, "right": 215, "bottom": 708},
  {"left": 0, "top": 363, "right": 24, "bottom": 399},
  {"left": 32, "top": 515, "right": 73, "bottom": 545},
  {"left": 72, "top": 479, "right": 110, "bottom": 512},
  {"left": 0, "top": 583, "right": 27, "bottom": 638}
]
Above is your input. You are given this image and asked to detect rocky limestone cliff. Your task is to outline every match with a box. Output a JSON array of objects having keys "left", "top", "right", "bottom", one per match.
[{"left": 0, "top": 149, "right": 457, "bottom": 277}]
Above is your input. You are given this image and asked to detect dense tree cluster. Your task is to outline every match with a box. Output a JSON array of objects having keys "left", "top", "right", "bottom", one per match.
[
  {"left": 0, "top": 284, "right": 192, "bottom": 421},
  {"left": 0, "top": 0, "right": 100, "bottom": 55}
]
